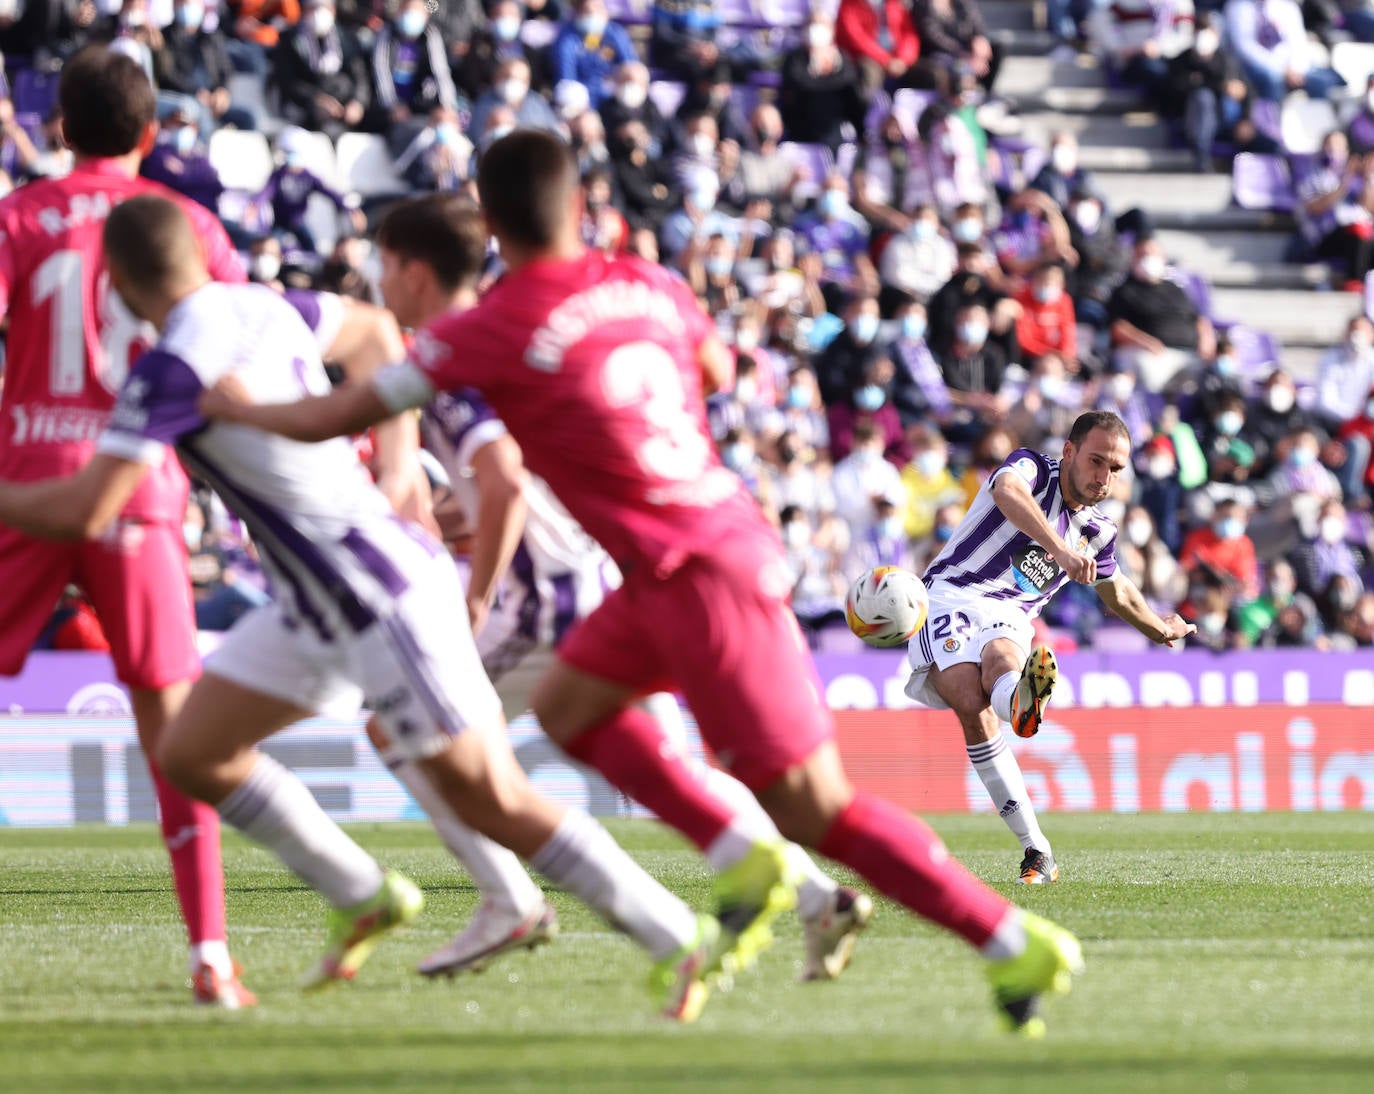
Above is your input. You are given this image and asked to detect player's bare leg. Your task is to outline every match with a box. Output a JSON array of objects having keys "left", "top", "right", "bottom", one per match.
[
  {"left": 366, "top": 719, "right": 556, "bottom": 977},
  {"left": 410, "top": 715, "right": 715, "bottom": 1020},
  {"left": 155, "top": 674, "right": 420, "bottom": 991},
  {"left": 129, "top": 682, "right": 252, "bottom": 1008},
  {"left": 753, "top": 741, "right": 1082, "bottom": 1036},
  {"left": 933, "top": 649, "right": 1057, "bottom": 884},
  {"left": 533, "top": 661, "right": 801, "bottom": 981}
]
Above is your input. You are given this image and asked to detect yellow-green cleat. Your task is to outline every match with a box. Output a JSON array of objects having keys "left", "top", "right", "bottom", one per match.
[
  {"left": 301, "top": 871, "right": 424, "bottom": 992},
  {"left": 710, "top": 841, "right": 798, "bottom": 986},
  {"left": 985, "top": 911, "right": 1084, "bottom": 1038},
  {"left": 649, "top": 914, "right": 719, "bottom": 1023}
]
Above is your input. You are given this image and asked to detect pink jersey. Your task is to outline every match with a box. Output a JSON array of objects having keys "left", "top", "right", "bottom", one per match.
[
  {"left": 0, "top": 159, "right": 245, "bottom": 523},
  {"left": 405, "top": 251, "right": 767, "bottom": 576}
]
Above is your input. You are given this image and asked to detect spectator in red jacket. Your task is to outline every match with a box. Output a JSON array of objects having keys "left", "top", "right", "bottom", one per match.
[
  {"left": 1180, "top": 497, "right": 1260, "bottom": 599},
  {"left": 1015, "top": 262, "right": 1078, "bottom": 366},
  {"left": 1337, "top": 386, "right": 1374, "bottom": 497},
  {"left": 835, "top": 0, "right": 921, "bottom": 93}
]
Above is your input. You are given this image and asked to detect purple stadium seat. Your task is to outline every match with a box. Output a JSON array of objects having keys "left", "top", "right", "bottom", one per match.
[
  {"left": 718, "top": 0, "right": 810, "bottom": 28},
  {"left": 1232, "top": 153, "right": 1295, "bottom": 213},
  {"left": 891, "top": 89, "right": 936, "bottom": 138},
  {"left": 11, "top": 67, "right": 59, "bottom": 120},
  {"left": 1364, "top": 271, "right": 1374, "bottom": 321},
  {"left": 1225, "top": 325, "right": 1281, "bottom": 380},
  {"left": 648, "top": 80, "right": 687, "bottom": 120},
  {"left": 862, "top": 89, "right": 893, "bottom": 141},
  {"left": 776, "top": 141, "right": 835, "bottom": 186},
  {"left": 604, "top": 0, "right": 652, "bottom": 25},
  {"left": 1167, "top": 267, "right": 1215, "bottom": 320},
  {"left": 1250, "top": 98, "right": 1283, "bottom": 145}
]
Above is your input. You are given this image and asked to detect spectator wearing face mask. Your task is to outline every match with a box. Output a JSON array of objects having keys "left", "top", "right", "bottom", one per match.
[
  {"left": 1136, "top": 434, "right": 1185, "bottom": 553},
  {"left": 1089, "top": 0, "right": 1195, "bottom": 100},
  {"left": 368, "top": 0, "right": 460, "bottom": 133},
  {"left": 847, "top": 497, "right": 915, "bottom": 574},
  {"left": 1015, "top": 264, "right": 1077, "bottom": 368},
  {"left": 141, "top": 106, "right": 229, "bottom": 221},
  {"left": 1186, "top": 573, "right": 1242, "bottom": 651},
  {"left": 913, "top": 103, "right": 991, "bottom": 221},
  {"left": 1030, "top": 132, "right": 1101, "bottom": 212},
  {"left": 737, "top": 104, "right": 801, "bottom": 212},
  {"left": 1197, "top": 390, "right": 1260, "bottom": 482},
  {"left": 609, "top": 119, "right": 680, "bottom": 232},
  {"left": 1163, "top": 329, "right": 1246, "bottom": 423},
  {"left": 1007, "top": 352, "right": 1081, "bottom": 449},
  {"left": 1263, "top": 428, "right": 1343, "bottom": 506},
  {"left": 1318, "top": 571, "right": 1366, "bottom": 636},
  {"left": 1224, "top": 0, "right": 1345, "bottom": 103},
  {"left": 552, "top": 0, "right": 635, "bottom": 108},
  {"left": 937, "top": 302, "right": 1010, "bottom": 428},
  {"left": 993, "top": 187, "right": 1077, "bottom": 282},
  {"left": 926, "top": 238, "right": 1018, "bottom": 358},
  {"left": 1333, "top": 589, "right": 1374, "bottom": 649},
  {"left": 1289, "top": 499, "right": 1368, "bottom": 601},
  {"left": 1116, "top": 505, "right": 1187, "bottom": 612},
  {"left": 601, "top": 62, "right": 670, "bottom": 160},
  {"left": 835, "top": 0, "right": 921, "bottom": 94},
  {"left": 908, "top": 0, "right": 1001, "bottom": 95},
  {"left": 1244, "top": 370, "right": 1326, "bottom": 470},
  {"left": 1336, "top": 387, "right": 1374, "bottom": 503},
  {"left": 1095, "top": 361, "right": 1153, "bottom": 447},
  {"left": 830, "top": 357, "right": 909, "bottom": 467},
  {"left": 1108, "top": 237, "right": 1215, "bottom": 391},
  {"left": 778, "top": 367, "right": 833, "bottom": 454},
  {"left": 275, "top": 0, "right": 371, "bottom": 138},
  {"left": 155, "top": 0, "right": 258, "bottom": 133},
  {"left": 718, "top": 427, "right": 775, "bottom": 511},
  {"left": 1161, "top": 17, "right": 1264, "bottom": 173},
  {"left": 678, "top": 60, "right": 752, "bottom": 148},
  {"left": 831, "top": 421, "right": 907, "bottom": 534},
  {"left": 899, "top": 426, "right": 963, "bottom": 540},
  {"left": 783, "top": 509, "right": 852, "bottom": 642},
  {"left": 770, "top": 433, "right": 835, "bottom": 520},
  {"left": 246, "top": 235, "right": 285, "bottom": 292},
  {"left": 1064, "top": 188, "right": 1125, "bottom": 333},
  {"left": 455, "top": 1, "right": 547, "bottom": 100},
  {"left": 815, "top": 293, "right": 887, "bottom": 406},
  {"left": 468, "top": 57, "right": 559, "bottom": 143},
  {"left": 852, "top": 112, "right": 921, "bottom": 237},
  {"left": 257, "top": 126, "right": 366, "bottom": 254},
  {"left": 660, "top": 164, "right": 741, "bottom": 262},
  {"left": 795, "top": 174, "right": 876, "bottom": 289},
  {"left": 779, "top": 8, "right": 867, "bottom": 153},
  {"left": 1235, "top": 559, "right": 1315, "bottom": 646},
  {"left": 1181, "top": 498, "right": 1260, "bottom": 599},
  {"left": 879, "top": 203, "right": 957, "bottom": 300},
  {"left": 1316, "top": 316, "right": 1374, "bottom": 430},
  {"left": 1295, "top": 131, "right": 1374, "bottom": 291},
  {"left": 888, "top": 297, "right": 956, "bottom": 429},
  {"left": 392, "top": 107, "right": 474, "bottom": 191},
  {"left": 683, "top": 231, "right": 741, "bottom": 314}
]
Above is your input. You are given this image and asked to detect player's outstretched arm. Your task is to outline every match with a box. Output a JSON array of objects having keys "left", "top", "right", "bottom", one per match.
[
  {"left": 1096, "top": 571, "right": 1198, "bottom": 649},
  {"left": 990, "top": 472, "right": 1096, "bottom": 583},
  {"left": 466, "top": 434, "right": 529, "bottom": 635},
  {"left": 0, "top": 455, "right": 149, "bottom": 541},
  {"left": 198, "top": 377, "right": 393, "bottom": 444}
]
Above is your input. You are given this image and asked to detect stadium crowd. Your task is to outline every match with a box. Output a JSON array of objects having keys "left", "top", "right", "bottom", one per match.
[{"left": 4, "top": 0, "right": 1374, "bottom": 653}]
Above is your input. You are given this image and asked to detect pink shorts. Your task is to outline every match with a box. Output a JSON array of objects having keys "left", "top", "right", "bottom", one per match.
[
  {"left": 558, "top": 532, "right": 834, "bottom": 791},
  {"left": 0, "top": 521, "right": 200, "bottom": 691}
]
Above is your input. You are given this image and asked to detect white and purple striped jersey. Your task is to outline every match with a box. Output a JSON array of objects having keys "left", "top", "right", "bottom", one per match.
[
  {"left": 421, "top": 389, "right": 613, "bottom": 648},
  {"left": 922, "top": 447, "right": 1119, "bottom": 618},
  {"left": 97, "top": 282, "right": 440, "bottom": 642}
]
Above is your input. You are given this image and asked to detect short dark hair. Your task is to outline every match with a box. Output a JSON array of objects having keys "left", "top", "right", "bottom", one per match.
[
  {"left": 60, "top": 47, "right": 156, "bottom": 158},
  {"left": 477, "top": 129, "right": 579, "bottom": 249},
  {"left": 1067, "top": 410, "right": 1131, "bottom": 448},
  {"left": 375, "top": 193, "right": 487, "bottom": 291},
  {"left": 103, "top": 195, "right": 198, "bottom": 290}
]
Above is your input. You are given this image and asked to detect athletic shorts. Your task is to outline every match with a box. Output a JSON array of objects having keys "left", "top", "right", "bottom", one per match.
[
  {"left": 903, "top": 584, "right": 1036, "bottom": 710},
  {"left": 0, "top": 521, "right": 199, "bottom": 691},
  {"left": 557, "top": 531, "right": 833, "bottom": 791},
  {"left": 205, "top": 551, "right": 503, "bottom": 761}
]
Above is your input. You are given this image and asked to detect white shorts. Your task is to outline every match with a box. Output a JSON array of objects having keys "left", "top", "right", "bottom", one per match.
[
  {"left": 903, "top": 585, "right": 1036, "bottom": 710},
  {"left": 205, "top": 554, "right": 503, "bottom": 761}
]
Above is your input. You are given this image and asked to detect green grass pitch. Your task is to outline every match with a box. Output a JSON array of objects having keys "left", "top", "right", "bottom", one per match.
[{"left": 1, "top": 814, "right": 1371, "bottom": 1093}]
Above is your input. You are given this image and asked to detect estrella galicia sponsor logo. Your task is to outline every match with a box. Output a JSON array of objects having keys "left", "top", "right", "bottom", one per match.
[{"left": 1012, "top": 544, "right": 1060, "bottom": 594}]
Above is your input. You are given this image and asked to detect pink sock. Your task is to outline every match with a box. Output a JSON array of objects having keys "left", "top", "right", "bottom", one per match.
[
  {"left": 819, "top": 792, "right": 1010, "bottom": 949},
  {"left": 149, "top": 761, "right": 227, "bottom": 947},
  {"left": 561, "top": 707, "right": 734, "bottom": 851}
]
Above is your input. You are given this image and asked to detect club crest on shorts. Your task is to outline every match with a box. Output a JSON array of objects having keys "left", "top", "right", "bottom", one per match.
[{"left": 943, "top": 637, "right": 962, "bottom": 653}]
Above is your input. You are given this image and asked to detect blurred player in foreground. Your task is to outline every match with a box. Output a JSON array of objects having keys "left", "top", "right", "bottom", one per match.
[
  {"left": 0, "top": 195, "right": 737, "bottom": 1022},
  {"left": 365, "top": 194, "right": 870, "bottom": 982},
  {"left": 201, "top": 130, "right": 1089, "bottom": 1035},
  {"left": 0, "top": 47, "right": 251, "bottom": 1006},
  {"left": 908, "top": 412, "right": 1196, "bottom": 884}
]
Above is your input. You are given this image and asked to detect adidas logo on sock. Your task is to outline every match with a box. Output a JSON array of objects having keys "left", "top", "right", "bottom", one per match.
[{"left": 999, "top": 799, "right": 1021, "bottom": 817}]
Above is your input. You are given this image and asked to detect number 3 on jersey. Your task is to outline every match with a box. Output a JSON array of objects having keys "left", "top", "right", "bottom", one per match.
[
  {"left": 600, "top": 342, "right": 709, "bottom": 483},
  {"left": 32, "top": 249, "right": 152, "bottom": 398}
]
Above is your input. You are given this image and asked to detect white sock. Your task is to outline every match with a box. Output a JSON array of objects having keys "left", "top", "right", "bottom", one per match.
[
  {"left": 980, "top": 909, "right": 1028, "bottom": 961},
  {"left": 387, "top": 753, "right": 544, "bottom": 918},
  {"left": 641, "top": 691, "right": 839, "bottom": 919},
  {"left": 528, "top": 810, "right": 698, "bottom": 960},
  {"left": 217, "top": 754, "right": 384, "bottom": 908},
  {"left": 967, "top": 734, "right": 1051, "bottom": 854},
  {"left": 189, "top": 940, "right": 231, "bottom": 977},
  {"left": 990, "top": 670, "right": 1019, "bottom": 724}
]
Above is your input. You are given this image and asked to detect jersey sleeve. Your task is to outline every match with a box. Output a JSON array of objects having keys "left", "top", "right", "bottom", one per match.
[
  {"left": 989, "top": 448, "right": 1052, "bottom": 494},
  {"left": 188, "top": 201, "right": 248, "bottom": 284},
  {"left": 282, "top": 289, "right": 347, "bottom": 356},
  {"left": 451, "top": 393, "right": 509, "bottom": 472},
  {"left": 97, "top": 349, "right": 207, "bottom": 464},
  {"left": 1092, "top": 526, "right": 1119, "bottom": 585},
  {"left": 0, "top": 208, "right": 15, "bottom": 314}
]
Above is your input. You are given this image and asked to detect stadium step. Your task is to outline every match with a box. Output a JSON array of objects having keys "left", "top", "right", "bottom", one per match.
[
  {"left": 1015, "top": 110, "right": 1173, "bottom": 148},
  {"left": 1094, "top": 171, "right": 1236, "bottom": 217},
  {"left": 980, "top": 0, "right": 1040, "bottom": 32},
  {"left": 997, "top": 55, "right": 1107, "bottom": 97},
  {"left": 991, "top": 27, "right": 1058, "bottom": 57},
  {"left": 1154, "top": 229, "right": 1327, "bottom": 290},
  {"left": 1009, "top": 86, "right": 1144, "bottom": 116},
  {"left": 1212, "top": 287, "right": 1363, "bottom": 346},
  {"left": 1075, "top": 146, "right": 1195, "bottom": 172}
]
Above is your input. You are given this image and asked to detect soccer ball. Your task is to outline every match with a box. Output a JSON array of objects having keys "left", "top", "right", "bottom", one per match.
[{"left": 845, "top": 566, "right": 929, "bottom": 648}]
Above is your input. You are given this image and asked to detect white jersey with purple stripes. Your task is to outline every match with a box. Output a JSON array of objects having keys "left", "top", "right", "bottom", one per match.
[
  {"left": 422, "top": 388, "right": 614, "bottom": 658},
  {"left": 96, "top": 281, "right": 501, "bottom": 755},
  {"left": 921, "top": 447, "right": 1119, "bottom": 616}
]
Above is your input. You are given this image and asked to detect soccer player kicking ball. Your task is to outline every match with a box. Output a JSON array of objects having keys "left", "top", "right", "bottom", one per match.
[
  {"left": 202, "top": 130, "right": 1093, "bottom": 1035},
  {"left": 0, "top": 48, "right": 252, "bottom": 1006},
  {"left": 0, "top": 195, "right": 729, "bottom": 1022},
  {"left": 908, "top": 412, "right": 1197, "bottom": 884},
  {"left": 360, "top": 194, "right": 870, "bottom": 982}
]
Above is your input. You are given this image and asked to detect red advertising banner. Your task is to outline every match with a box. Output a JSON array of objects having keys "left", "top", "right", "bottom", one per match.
[{"left": 833, "top": 705, "right": 1374, "bottom": 814}]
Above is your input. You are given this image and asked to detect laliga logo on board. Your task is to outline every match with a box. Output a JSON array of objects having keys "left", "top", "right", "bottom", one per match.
[{"left": 66, "top": 683, "right": 132, "bottom": 716}]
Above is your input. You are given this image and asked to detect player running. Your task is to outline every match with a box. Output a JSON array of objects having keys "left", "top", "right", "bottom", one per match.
[
  {"left": 908, "top": 412, "right": 1197, "bottom": 884},
  {"left": 0, "top": 195, "right": 730, "bottom": 1022},
  {"left": 203, "top": 130, "right": 1092, "bottom": 1036},
  {"left": 0, "top": 48, "right": 252, "bottom": 1006},
  {"left": 363, "top": 194, "right": 870, "bottom": 982}
]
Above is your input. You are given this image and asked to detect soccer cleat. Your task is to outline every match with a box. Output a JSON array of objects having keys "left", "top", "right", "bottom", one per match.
[
  {"left": 301, "top": 871, "right": 424, "bottom": 992},
  {"left": 191, "top": 959, "right": 257, "bottom": 1009},
  {"left": 416, "top": 900, "right": 559, "bottom": 978},
  {"left": 1018, "top": 848, "right": 1059, "bottom": 885},
  {"left": 649, "top": 914, "right": 719, "bottom": 1023},
  {"left": 710, "top": 840, "right": 798, "bottom": 984},
  {"left": 985, "top": 911, "right": 1084, "bottom": 1038},
  {"left": 801, "top": 886, "right": 874, "bottom": 982},
  {"left": 1010, "top": 645, "right": 1058, "bottom": 738}
]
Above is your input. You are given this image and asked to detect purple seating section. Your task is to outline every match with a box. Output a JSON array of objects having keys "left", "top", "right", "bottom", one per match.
[
  {"left": 607, "top": 0, "right": 811, "bottom": 28},
  {"left": 1232, "top": 153, "right": 1295, "bottom": 213}
]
